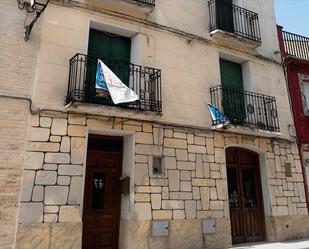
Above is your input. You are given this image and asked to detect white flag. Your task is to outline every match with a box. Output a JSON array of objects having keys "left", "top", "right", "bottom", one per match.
[
  {"left": 30, "top": 0, "right": 35, "bottom": 7},
  {"left": 96, "top": 59, "right": 139, "bottom": 105}
]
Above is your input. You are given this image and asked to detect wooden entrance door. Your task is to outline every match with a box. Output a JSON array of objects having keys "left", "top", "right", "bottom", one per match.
[
  {"left": 226, "top": 148, "right": 265, "bottom": 244},
  {"left": 82, "top": 135, "right": 123, "bottom": 249}
]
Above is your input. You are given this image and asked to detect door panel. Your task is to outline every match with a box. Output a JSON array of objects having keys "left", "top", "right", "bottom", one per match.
[
  {"left": 226, "top": 148, "right": 265, "bottom": 244},
  {"left": 83, "top": 136, "right": 123, "bottom": 249}
]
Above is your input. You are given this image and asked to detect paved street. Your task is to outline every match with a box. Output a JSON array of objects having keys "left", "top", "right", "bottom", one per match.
[{"left": 231, "top": 239, "right": 309, "bottom": 249}]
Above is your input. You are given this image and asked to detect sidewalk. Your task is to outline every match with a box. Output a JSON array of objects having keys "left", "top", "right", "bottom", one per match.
[{"left": 231, "top": 239, "right": 309, "bottom": 249}]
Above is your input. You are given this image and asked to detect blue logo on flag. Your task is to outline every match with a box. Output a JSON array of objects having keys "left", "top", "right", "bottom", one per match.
[
  {"left": 207, "top": 103, "right": 229, "bottom": 125},
  {"left": 96, "top": 62, "right": 108, "bottom": 91}
]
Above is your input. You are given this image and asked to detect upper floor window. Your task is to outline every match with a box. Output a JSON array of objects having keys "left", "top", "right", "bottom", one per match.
[
  {"left": 66, "top": 26, "right": 162, "bottom": 113},
  {"left": 209, "top": 58, "right": 280, "bottom": 132}
]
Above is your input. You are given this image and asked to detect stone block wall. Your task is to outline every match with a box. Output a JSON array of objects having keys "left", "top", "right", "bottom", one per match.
[
  {"left": 20, "top": 113, "right": 85, "bottom": 223},
  {"left": 18, "top": 112, "right": 309, "bottom": 248},
  {"left": 267, "top": 142, "right": 307, "bottom": 216}
]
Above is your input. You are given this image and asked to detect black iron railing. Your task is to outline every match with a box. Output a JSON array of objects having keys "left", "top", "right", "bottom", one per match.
[
  {"left": 134, "top": 0, "right": 155, "bottom": 6},
  {"left": 67, "top": 54, "right": 162, "bottom": 113},
  {"left": 210, "top": 86, "right": 279, "bottom": 131},
  {"left": 282, "top": 31, "right": 309, "bottom": 61},
  {"left": 208, "top": 0, "right": 261, "bottom": 43}
]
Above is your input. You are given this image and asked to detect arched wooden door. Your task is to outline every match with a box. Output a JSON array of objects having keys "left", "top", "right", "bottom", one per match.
[{"left": 226, "top": 147, "right": 266, "bottom": 244}]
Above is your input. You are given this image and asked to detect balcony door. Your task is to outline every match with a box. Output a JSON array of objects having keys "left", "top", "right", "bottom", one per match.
[
  {"left": 220, "top": 59, "right": 246, "bottom": 124},
  {"left": 226, "top": 148, "right": 265, "bottom": 244},
  {"left": 216, "top": 0, "right": 234, "bottom": 33},
  {"left": 85, "top": 29, "right": 131, "bottom": 103}
]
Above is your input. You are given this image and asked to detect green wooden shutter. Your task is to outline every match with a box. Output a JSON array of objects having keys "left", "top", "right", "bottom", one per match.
[
  {"left": 88, "top": 29, "right": 131, "bottom": 84},
  {"left": 219, "top": 59, "right": 246, "bottom": 124},
  {"left": 220, "top": 59, "right": 243, "bottom": 90},
  {"left": 88, "top": 29, "right": 131, "bottom": 62},
  {"left": 85, "top": 29, "right": 131, "bottom": 103}
]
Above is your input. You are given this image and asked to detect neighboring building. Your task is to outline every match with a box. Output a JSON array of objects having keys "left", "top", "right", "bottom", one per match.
[
  {"left": 277, "top": 25, "right": 309, "bottom": 214},
  {"left": 1, "top": 0, "right": 309, "bottom": 249}
]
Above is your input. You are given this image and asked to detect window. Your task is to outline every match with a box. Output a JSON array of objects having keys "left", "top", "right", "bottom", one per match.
[{"left": 299, "top": 73, "right": 309, "bottom": 115}]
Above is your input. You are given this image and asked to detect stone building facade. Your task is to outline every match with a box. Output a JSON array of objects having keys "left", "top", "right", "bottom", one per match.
[
  {"left": 16, "top": 113, "right": 309, "bottom": 248},
  {"left": 1, "top": 0, "right": 309, "bottom": 249}
]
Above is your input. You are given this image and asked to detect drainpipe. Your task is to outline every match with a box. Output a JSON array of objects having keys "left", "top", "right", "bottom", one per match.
[{"left": 297, "top": 140, "right": 309, "bottom": 214}]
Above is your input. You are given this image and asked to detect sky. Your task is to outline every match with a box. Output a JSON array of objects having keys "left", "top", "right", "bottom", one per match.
[{"left": 274, "top": 0, "right": 309, "bottom": 37}]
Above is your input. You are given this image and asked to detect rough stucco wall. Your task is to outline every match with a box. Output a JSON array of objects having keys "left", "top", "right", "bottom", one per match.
[
  {"left": 33, "top": 3, "right": 294, "bottom": 138},
  {"left": 78, "top": 0, "right": 280, "bottom": 59},
  {"left": 0, "top": 1, "right": 41, "bottom": 248}
]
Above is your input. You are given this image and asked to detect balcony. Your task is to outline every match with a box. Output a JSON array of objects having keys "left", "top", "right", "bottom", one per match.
[
  {"left": 66, "top": 54, "right": 162, "bottom": 113},
  {"left": 210, "top": 86, "right": 280, "bottom": 132},
  {"left": 208, "top": 0, "right": 261, "bottom": 51},
  {"left": 282, "top": 31, "right": 309, "bottom": 61}
]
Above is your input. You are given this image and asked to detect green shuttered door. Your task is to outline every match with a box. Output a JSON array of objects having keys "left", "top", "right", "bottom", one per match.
[
  {"left": 216, "top": 0, "right": 234, "bottom": 32},
  {"left": 220, "top": 59, "right": 246, "bottom": 123},
  {"left": 86, "top": 29, "right": 131, "bottom": 102}
]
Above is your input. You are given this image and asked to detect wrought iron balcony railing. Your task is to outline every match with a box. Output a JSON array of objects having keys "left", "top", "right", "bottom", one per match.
[
  {"left": 133, "top": 0, "right": 155, "bottom": 6},
  {"left": 208, "top": 0, "right": 261, "bottom": 43},
  {"left": 66, "top": 53, "right": 162, "bottom": 113},
  {"left": 282, "top": 31, "right": 309, "bottom": 61},
  {"left": 210, "top": 86, "right": 280, "bottom": 132}
]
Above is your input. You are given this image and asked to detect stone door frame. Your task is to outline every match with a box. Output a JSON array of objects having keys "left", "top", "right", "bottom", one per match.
[
  {"left": 80, "top": 127, "right": 135, "bottom": 221},
  {"left": 224, "top": 144, "right": 272, "bottom": 241}
]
